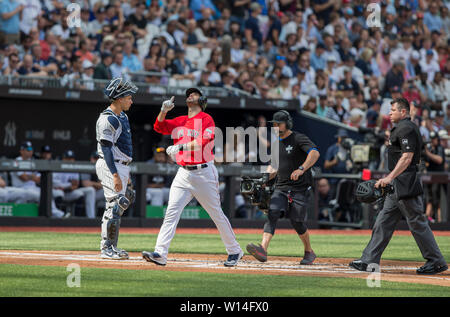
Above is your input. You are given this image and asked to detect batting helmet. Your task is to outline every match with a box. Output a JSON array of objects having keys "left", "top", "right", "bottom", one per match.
[
  {"left": 104, "top": 77, "right": 138, "bottom": 101},
  {"left": 268, "top": 110, "right": 293, "bottom": 130},
  {"left": 355, "top": 180, "right": 394, "bottom": 204},
  {"left": 186, "top": 87, "right": 207, "bottom": 111}
]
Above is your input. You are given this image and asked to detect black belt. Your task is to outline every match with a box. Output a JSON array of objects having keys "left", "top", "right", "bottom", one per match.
[
  {"left": 99, "top": 155, "right": 131, "bottom": 166},
  {"left": 181, "top": 163, "right": 208, "bottom": 170}
]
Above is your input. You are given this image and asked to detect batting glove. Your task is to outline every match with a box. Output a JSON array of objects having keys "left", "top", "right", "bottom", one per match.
[
  {"left": 166, "top": 144, "right": 188, "bottom": 157},
  {"left": 161, "top": 96, "right": 175, "bottom": 113}
]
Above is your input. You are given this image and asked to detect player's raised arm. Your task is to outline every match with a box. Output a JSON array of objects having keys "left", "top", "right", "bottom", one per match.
[{"left": 154, "top": 96, "right": 181, "bottom": 135}]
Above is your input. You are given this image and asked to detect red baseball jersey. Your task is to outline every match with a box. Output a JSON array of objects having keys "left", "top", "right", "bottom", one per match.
[{"left": 154, "top": 111, "right": 215, "bottom": 166}]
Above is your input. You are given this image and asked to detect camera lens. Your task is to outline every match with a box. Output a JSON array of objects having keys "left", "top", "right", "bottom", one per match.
[{"left": 242, "top": 181, "right": 253, "bottom": 192}]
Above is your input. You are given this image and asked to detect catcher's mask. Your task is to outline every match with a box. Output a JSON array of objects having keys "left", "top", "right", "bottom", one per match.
[
  {"left": 186, "top": 87, "right": 207, "bottom": 111},
  {"left": 355, "top": 180, "right": 394, "bottom": 204},
  {"left": 104, "top": 77, "right": 138, "bottom": 101}
]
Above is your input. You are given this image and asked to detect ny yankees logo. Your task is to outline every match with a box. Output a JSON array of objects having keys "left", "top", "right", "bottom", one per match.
[{"left": 286, "top": 145, "right": 293, "bottom": 154}]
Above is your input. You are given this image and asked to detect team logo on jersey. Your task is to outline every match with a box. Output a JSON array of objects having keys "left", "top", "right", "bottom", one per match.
[
  {"left": 401, "top": 139, "right": 408, "bottom": 145},
  {"left": 285, "top": 145, "right": 293, "bottom": 154},
  {"left": 103, "top": 129, "right": 112, "bottom": 136}
]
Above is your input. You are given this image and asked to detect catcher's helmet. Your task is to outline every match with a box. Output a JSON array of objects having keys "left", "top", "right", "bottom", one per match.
[
  {"left": 186, "top": 87, "right": 207, "bottom": 111},
  {"left": 355, "top": 180, "right": 394, "bottom": 204},
  {"left": 104, "top": 77, "right": 138, "bottom": 101},
  {"left": 268, "top": 110, "right": 293, "bottom": 130}
]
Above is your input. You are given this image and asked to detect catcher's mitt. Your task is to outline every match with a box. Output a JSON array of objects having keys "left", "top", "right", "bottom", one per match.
[{"left": 355, "top": 180, "right": 394, "bottom": 204}]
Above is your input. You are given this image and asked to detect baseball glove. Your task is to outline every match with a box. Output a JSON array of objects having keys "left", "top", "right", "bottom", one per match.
[
  {"left": 355, "top": 180, "right": 394, "bottom": 204},
  {"left": 125, "top": 183, "right": 136, "bottom": 205}
]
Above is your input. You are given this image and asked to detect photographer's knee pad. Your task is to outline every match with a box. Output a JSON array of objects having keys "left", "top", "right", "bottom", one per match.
[
  {"left": 291, "top": 220, "right": 308, "bottom": 235},
  {"left": 263, "top": 209, "right": 283, "bottom": 235}
]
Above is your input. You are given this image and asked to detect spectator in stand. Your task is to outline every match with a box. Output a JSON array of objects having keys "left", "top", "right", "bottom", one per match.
[
  {"left": 93, "top": 52, "right": 113, "bottom": 80},
  {"left": 303, "top": 97, "right": 318, "bottom": 114},
  {"left": 383, "top": 61, "right": 406, "bottom": 98},
  {"left": 0, "top": 0, "right": 24, "bottom": 45},
  {"left": 75, "top": 39, "right": 95, "bottom": 63},
  {"left": 244, "top": 2, "right": 263, "bottom": 46},
  {"left": 17, "top": 53, "right": 47, "bottom": 76},
  {"left": 326, "top": 91, "right": 348, "bottom": 123},
  {"left": 190, "top": 0, "right": 221, "bottom": 21},
  {"left": 420, "top": 49, "right": 442, "bottom": 83},
  {"left": 3, "top": 52, "right": 21, "bottom": 75},
  {"left": 424, "top": 1, "right": 443, "bottom": 33},
  {"left": 122, "top": 40, "right": 142, "bottom": 72},
  {"left": 110, "top": 51, "right": 130, "bottom": 80}
]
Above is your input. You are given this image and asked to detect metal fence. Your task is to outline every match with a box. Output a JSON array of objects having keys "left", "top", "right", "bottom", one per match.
[
  {"left": 1, "top": 159, "right": 448, "bottom": 228},
  {"left": 0, "top": 74, "right": 254, "bottom": 98}
]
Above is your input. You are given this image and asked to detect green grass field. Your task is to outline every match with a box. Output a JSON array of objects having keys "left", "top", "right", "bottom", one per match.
[{"left": 0, "top": 231, "right": 449, "bottom": 297}]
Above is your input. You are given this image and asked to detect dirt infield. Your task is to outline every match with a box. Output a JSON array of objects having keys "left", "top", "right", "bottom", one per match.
[
  {"left": 1, "top": 250, "right": 449, "bottom": 287},
  {"left": 1, "top": 227, "right": 449, "bottom": 288}
]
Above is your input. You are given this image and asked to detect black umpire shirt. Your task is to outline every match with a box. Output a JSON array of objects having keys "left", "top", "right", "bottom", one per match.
[
  {"left": 388, "top": 117, "right": 422, "bottom": 171},
  {"left": 275, "top": 131, "right": 317, "bottom": 191},
  {"left": 388, "top": 117, "right": 423, "bottom": 199}
]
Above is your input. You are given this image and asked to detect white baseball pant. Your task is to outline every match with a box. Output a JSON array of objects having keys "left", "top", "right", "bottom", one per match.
[
  {"left": 95, "top": 159, "right": 130, "bottom": 201},
  {"left": 154, "top": 162, "right": 242, "bottom": 259}
]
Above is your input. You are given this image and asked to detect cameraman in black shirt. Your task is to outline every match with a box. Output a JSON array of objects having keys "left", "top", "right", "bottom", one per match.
[
  {"left": 424, "top": 131, "right": 446, "bottom": 223},
  {"left": 349, "top": 98, "right": 447, "bottom": 275},
  {"left": 246, "top": 111, "right": 320, "bottom": 265}
]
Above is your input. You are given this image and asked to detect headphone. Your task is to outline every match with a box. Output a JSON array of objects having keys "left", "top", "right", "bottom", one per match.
[
  {"left": 198, "top": 95, "right": 208, "bottom": 111},
  {"left": 279, "top": 110, "right": 293, "bottom": 130}
]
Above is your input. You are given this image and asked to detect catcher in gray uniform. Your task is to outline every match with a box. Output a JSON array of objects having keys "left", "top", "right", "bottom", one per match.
[{"left": 95, "top": 77, "right": 138, "bottom": 260}]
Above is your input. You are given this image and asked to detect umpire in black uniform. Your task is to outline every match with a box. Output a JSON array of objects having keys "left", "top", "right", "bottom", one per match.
[
  {"left": 350, "top": 98, "right": 447, "bottom": 275},
  {"left": 247, "top": 111, "right": 320, "bottom": 265}
]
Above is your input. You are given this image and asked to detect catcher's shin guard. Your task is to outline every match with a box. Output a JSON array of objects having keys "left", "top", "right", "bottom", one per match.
[{"left": 101, "top": 195, "right": 130, "bottom": 250}]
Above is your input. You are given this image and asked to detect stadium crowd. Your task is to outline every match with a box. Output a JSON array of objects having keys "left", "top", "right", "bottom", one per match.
[
  {"left": 0, "top": 1, "right": 449, "bottom": 126},
  {"left": 1, "top": 0, "right": 449, "bottom": 221}
]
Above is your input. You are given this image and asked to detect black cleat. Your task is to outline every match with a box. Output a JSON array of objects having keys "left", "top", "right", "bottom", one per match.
[
  {"left": 416, "top": 263, "right": 448, "bottom": 275},
  {"left": 349, "top": 259, "right": 369, "bottom": 272}
]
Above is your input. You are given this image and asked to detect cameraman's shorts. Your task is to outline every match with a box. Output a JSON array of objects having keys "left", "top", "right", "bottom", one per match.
[{"left": 264, "top": 189, "right": 310, "bottom": 235}]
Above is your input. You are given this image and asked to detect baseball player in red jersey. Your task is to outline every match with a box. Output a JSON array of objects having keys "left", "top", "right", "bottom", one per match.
[{"left": 142, "top": 88, "right": 244, "bottom": 267}]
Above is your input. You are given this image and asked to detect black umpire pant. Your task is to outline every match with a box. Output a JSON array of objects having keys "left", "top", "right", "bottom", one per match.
[{"left": 360, "top": 190, "right": 446, "bottom": 266}]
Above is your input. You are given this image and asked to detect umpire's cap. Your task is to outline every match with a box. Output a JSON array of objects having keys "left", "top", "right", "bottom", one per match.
[{"left": 104, "top": 77, "right": 138, "bottom": 101}]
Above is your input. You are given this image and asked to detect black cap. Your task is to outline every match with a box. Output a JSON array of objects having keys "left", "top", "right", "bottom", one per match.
[
  {"left": 20, "top": 141, "right": 33, "bottom": 151},
  {"left": 42, "top": 145, "right": 51, "bottom": 153},
  {"left": 268, "top": 111, "right": 291, "bottom": 124},
  {"left": 63, "top": 150, "right": 75, "bottom": 159},
  {"left": 186, "top": 87, "right": 203, "bottom": 98}
]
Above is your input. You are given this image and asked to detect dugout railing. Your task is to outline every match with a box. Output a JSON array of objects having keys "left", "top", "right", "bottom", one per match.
[{"left": 0, "top": 159, "right": 449, "bottom": 229}]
